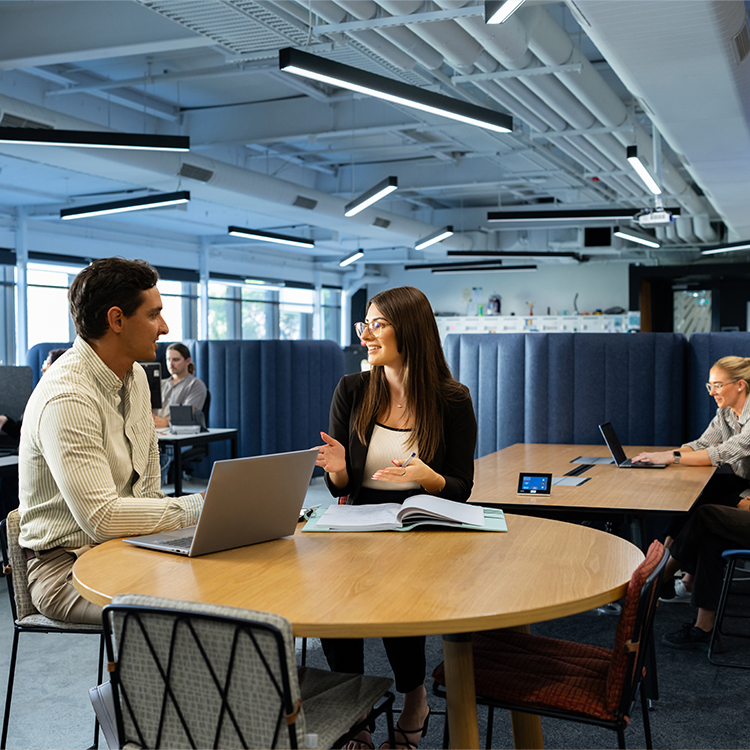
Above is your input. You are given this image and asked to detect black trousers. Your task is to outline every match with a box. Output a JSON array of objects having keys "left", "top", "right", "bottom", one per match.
[
  {"left": 321, "top": 636, "right": 426, "bottom": 694},
  {"left": 670, "top": 504, "right": 750, "bottom": 611},
  {"left": 666, "top": 470, "right": 749, "bottom": 540}
]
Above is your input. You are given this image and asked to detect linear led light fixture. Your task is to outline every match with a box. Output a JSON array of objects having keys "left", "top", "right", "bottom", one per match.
[
  {"left": 344, "top": 177, "right": 398, "bottom": 217},
  {"left": 614, "top": 226, "right": 660, "bottom": 249},
  {"left": 340, "top": 250, "right": 364, "bottom": 267},
  {"left": 405, "top": 261, "right": 536, "bottom": 274},
  {"left": 228, "top": 226, "right": 315, "bottom": 249},
  {"left": 415, "top": 226, "right": 454, "bottom": 251},
  {"left": 626, "top": 146, "right": 662, "bottom": 195},
  {"left": 488, "top": 208, "right": 640, "bottom": 223},
  {"left": 0, "top": 127, "right": 189, "bottom": 152},
  {"left": 701, "top": 240, "right": 750, "bottom": 256},
  {"left": 60, "top": 191, "right": 190, "bottom": 220},
  {"left": 485, "top": 0, "right": 526, "bottom": 24},
  {"left": 279, "top": 48, "right": 512, "bottom": 134}
]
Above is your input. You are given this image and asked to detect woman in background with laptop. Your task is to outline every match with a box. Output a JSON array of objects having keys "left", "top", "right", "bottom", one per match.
[
  {"left": 633, "top": 356, "right": 750, "bottom": 597},
  {"left": 316, "top": 286, "right": 477, "bottom": 750}
]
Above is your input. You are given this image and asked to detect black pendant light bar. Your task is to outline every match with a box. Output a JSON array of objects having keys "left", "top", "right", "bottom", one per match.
[
  {"left": 228, "top": 226, "right": 315, "bottom": 249},
  {"left": 60, "top": 191, "right": 190, "bottom": 220},
  {"left": 280, "top": 48, "right": 512, "bottom": 134},
  {"left": 0, "top": 127, "right": 190, "bottom": 152}
]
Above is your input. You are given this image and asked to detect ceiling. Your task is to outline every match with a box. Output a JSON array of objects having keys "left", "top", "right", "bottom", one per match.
[{"left": 1, "top": 0, "right": 749, "bottom": 281}]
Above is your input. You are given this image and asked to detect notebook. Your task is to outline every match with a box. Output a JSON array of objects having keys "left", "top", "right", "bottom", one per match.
[
  {"left": 598, "top": 422, "right": 666, "bottom": 469},
  {"left": 124, "top": 447, "right": 318, "bottom": 556}
]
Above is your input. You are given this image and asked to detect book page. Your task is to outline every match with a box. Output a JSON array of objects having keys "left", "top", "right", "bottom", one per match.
[
  {"left": 318, "top": 503, "right": 402, "bottom": 530},
  {"left": 397, "top": 495, "right": 484, "bottom": 527}
]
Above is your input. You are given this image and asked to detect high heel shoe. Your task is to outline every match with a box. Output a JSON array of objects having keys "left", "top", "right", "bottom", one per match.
[{"left": 382, "top": 708, "right": 430, "bottom": 750}]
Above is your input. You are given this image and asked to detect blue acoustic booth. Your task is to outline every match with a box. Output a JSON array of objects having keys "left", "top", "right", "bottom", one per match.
[{"left": 445, "top": 332, "right": 688, "bottom": 458}]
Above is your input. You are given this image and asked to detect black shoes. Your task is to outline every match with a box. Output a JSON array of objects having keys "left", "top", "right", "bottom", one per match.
[{"left": 662, "top": 621, "right": 712, "bottom": 651}]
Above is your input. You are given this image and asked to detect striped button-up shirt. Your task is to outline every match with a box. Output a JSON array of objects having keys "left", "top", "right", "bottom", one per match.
[
  {"left": 684, "top": 396, "right": 750, "bottom": 487},
  {"left": 19, "top": 336, "right": 203, "bottom": 550}
]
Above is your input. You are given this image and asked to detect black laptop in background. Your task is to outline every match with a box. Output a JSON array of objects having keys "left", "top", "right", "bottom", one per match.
[{"left": 598, "top": 422, "right": 667, "bottom": 468}]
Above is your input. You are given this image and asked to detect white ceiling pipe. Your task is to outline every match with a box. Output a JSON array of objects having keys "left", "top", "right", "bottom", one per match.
[
  {"left": 692, "top": 214, "right": 718, "bottom": 243},
  {"left": 665, "top": 223, "right": 678, "bottom": 243},
  {"left": 675, "top": 215, "right": 699, "bottom": 244},
  {"left": 293, "top": 0, "right": 420, "bottom": 71},
  {"left": 332, "top": 0, "right": 444, "bottom": 69},
  {"left": 524, "top": 5, "right": 710, "bottom": 217}
]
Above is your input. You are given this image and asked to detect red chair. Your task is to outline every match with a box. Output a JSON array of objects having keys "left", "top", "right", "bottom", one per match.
[{"left": 432, "top": 540, "right": 668, "bottom": 749}]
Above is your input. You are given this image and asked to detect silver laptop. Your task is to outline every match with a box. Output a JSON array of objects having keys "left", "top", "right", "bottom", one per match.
[
  {"left": 124, "top": 447, "right": 317, "bottom": 556},
  {"left": 598, "top": 422, "right": 666, "bottom": 469}
]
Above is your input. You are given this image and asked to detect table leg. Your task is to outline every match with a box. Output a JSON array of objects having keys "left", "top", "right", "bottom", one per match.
[
  {"left": 509, "top": 624, "right": 544, "bottom": 749},
  {"left": 173, "top": 444, "right": 183, "bottom": 496},
  {"left": 442, "top": 634, "right": 479, "bottom": 750},
  {"left": 230, "top": 434, "right": 238, "bottom": 459}
]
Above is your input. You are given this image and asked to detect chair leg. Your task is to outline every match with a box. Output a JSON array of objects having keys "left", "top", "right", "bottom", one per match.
[
  {"left": 301, "top": 637, "right": 307, "bottom": 667},
  {"left": 1, "top": 629, "right": 20, "bottom": 750},
  {"left": 485, "top": 706, "right": 494, "bottom": 750},
  {"left": 617, "top": 726, "right": 626, "bottom": 749},
  {"left": 90, "top": 634, "right": 105, "bottom": 749},
  {"left": 640, "top": 684, "right": 653, "bottom": 750}
]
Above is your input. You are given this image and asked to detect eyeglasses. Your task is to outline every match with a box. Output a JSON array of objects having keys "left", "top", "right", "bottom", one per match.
[
  {"left": 354, "top": 320, "right": 390, "bottom": 338},
  {"left": 705, "top": 380, "right": 739, "bottom": 394}
]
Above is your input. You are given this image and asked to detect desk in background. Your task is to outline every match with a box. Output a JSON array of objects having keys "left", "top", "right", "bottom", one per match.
[
  {"left": 470, "top": 443, "right": 715, "bottom": 545},
  {"left": 72, "top": 515, "right": 643, "bottom": 750},
  {"left": 157, "top": 427, "right": 238, "bottom": 495}
]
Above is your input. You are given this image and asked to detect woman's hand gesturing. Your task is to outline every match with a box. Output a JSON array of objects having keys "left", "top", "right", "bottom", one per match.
[{"left": 316, "top": 431, "right": 346, "bottom": 474}]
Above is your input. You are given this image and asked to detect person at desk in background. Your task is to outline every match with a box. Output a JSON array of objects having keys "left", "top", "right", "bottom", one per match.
[
  {"left": 316, "top": 286, "right": 477, "bottom": 750},
  {"left": 152, "top": 342, "right": 207, "bottom": 429},
  {"left": 633, "top": 356, "right": 750, "bottom": 598},
  {"left": 152, "top": 343, "right": 207, "bottom": 484},
  {"left": 18, "top": 258, "right": 204, "bottom": 624}
]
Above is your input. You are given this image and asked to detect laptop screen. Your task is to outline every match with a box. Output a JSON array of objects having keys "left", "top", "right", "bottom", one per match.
[
  {"left": 139, "top": 362, "right": 162, "bottom": 409},
  {"left": 598, "top": 422, "right": 628, "bottom": 465}
]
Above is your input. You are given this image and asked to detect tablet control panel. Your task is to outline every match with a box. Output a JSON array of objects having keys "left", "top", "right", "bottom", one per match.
[{"left": 517, "top": 472, "right": 552, "bottom": 497}]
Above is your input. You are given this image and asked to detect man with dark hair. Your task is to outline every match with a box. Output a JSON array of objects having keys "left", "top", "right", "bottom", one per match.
[{"left": 18, "top": 257, "right": 204, "bottom": 624}]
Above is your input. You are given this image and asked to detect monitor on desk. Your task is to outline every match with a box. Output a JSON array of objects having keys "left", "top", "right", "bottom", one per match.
[{"left": 139, "top": 362, "right": 162, "bottom": 409}]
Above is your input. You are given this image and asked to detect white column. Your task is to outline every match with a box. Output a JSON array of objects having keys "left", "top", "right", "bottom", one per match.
[
  {"left": 199, "top": 237, "right": 209, "bottom": 340},
  {"left": 14, "top": 207, "right": 28, "bottom": 364}
]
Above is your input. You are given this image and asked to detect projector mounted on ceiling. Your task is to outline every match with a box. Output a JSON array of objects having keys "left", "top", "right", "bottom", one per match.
[{"left": 636, "top": 208, "right": 675, "bottom": 227}]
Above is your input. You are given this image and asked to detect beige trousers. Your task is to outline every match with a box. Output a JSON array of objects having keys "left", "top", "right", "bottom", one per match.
[{"left": 26, "top": 545, "right": 102, "bottom": 625}]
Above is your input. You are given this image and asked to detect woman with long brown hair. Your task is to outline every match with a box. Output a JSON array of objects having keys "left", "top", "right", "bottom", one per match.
[{"left": 316, "top": 286, "right": 477, "bottom": 749}]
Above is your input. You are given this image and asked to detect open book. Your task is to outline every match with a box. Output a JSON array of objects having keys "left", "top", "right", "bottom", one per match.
[{"left": 303, "top": 494, "right": 507, "bottom": 533}]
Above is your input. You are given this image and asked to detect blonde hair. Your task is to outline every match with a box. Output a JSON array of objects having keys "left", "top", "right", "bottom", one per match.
[{"left": 712, "top": 356, "right": 750, "bottom": 391}]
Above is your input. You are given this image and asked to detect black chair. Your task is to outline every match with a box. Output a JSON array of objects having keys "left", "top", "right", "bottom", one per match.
[
  {"left": 432, "top": 540, "right": 668, "bottom": 750},
  {"left": 0, "top": 510, "right": 104, "bottom": 749},
  {"left": 180, "top": 390, "right": 212, "bottom": 474},
  {"left": 708, "top": 548, "right": 750, "bottom": 668},
  {"left": 91, "top": 593, "right": 395, "bottom": 749}
]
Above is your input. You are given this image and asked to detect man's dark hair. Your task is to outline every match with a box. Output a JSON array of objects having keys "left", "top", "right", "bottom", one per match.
[{"left": 68, "top": 258, "right": 159, "bottom": 341}]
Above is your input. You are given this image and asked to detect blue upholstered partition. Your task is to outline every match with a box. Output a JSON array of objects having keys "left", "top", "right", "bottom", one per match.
[
  {"left": 445, "top": 333, "right": 687, "bottom": 457},
  {"left": 687, "top": 333, "right": 750, "bottom": 439},
  {"left": 27, "top": 342, "right": 74, "bottom": 387}
]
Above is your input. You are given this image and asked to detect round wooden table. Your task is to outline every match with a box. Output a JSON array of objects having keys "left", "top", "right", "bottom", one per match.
[{"left": 73, "top": 513, "right": 643, "bottom": 749}]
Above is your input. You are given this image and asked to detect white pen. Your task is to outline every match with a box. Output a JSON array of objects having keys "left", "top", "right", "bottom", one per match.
[{"left": 401, "top": 452, "right": 417, "bottom": 468}]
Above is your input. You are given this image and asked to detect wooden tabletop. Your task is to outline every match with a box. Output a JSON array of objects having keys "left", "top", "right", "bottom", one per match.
[
  {"left": 73, "top": 515, "right": 643, "bottom": 638},
  {"left": 470, "top": 443, "right": 715, "bottom": 514}
]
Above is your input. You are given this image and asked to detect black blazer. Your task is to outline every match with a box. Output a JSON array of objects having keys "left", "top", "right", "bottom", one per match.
[{"left": 324, "top": 372, "right": 477, "bottom": 503}]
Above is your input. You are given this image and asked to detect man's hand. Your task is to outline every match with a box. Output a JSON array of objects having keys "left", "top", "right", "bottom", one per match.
[
  {"left": 737, "top": 497, "right": 750, "bottom": 511},
  {"left": 153, "top": 415, "right": 170, "bottom": 429}
]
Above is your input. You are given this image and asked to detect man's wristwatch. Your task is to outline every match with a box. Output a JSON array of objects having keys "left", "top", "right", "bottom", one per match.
[{"left": 673, "top": 451, "right": 681, "bottom": 465}]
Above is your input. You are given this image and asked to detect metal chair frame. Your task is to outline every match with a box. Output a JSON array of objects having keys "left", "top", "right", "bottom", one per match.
[
  {"left": 708, "top": 549, "right": 750, "bottom": 669},
  {"left": 0, "top": 513, "right": 104, "bottom": 749}
]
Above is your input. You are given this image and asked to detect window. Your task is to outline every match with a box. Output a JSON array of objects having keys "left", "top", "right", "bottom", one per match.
[
  {"left": 26, "top": 263, "right": 80, "bottom": 348},
  {"left": 279, "top": 288, "right": 313, "bottom": 340},
  {"left": 321, "top": 288, "right": 341, "bottom": 342},
  {"left": 241, "top": 287, "right": 273, "bottom": 339},
  {"left": 158, "top": 280, "right": 185, "bottom": 341},
  {"left": 207, "top": 282, "right": 239, "bottom": 340}
]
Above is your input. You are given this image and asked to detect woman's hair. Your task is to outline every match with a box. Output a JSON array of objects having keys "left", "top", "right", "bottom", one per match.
[
  {"left": 712, "top": 356, "right": 750, "bottom": 392},
  {"left": 167, "top": 342, "right": 195, "bottom": 374},
  {"left": 46, "top": 348, "right": 68, "bottom": 365},
  {"left": 354, "top": 286, "right": 465, "bottom": 462}
]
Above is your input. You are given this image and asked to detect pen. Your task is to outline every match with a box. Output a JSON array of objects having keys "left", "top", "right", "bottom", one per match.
[{"left": 401, "top": 452, "right": 417, "bottom": 468}]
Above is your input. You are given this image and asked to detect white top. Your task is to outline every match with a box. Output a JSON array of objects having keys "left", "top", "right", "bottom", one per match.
[
  {"left": 361, "top": 423, "right": 421, "bottom": 491},
  {"left": 18, "top": 336, "right": 203, "bottom": 550}
]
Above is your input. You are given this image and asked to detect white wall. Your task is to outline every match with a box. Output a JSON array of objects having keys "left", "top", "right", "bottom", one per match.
[{"left": 368, "top": 261, "right": 632, "bottom": 317}]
